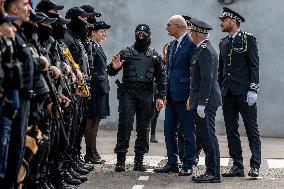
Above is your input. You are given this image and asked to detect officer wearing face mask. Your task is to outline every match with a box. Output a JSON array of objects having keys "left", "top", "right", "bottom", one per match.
[
  {"left": 64, "top": 7, "right": 92, "bottom": 76},
  {"left": 107, "top": 24, "right": 167, "bottom": 172}
]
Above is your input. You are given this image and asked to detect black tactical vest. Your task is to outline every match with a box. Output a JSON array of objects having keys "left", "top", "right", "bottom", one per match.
[{"left": 122, "top": 46, "right": 155, "bottom": 83}]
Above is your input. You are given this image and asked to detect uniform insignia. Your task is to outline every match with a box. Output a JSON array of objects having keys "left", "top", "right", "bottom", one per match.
[
  {"left": 244, "top": 32, "right": 253, "bottom": 36},
  {"left": 201, "top": 43, "right": 207, "bottom": 48},
  {"left": 140, "top": 26, "right": 146, "bottom": 30},
  {"left": 153, "top": 55, "right": 157, "bottom": 59}
]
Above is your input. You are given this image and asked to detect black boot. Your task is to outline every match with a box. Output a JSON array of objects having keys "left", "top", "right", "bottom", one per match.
[
  {"left": 150, "top": 134, "right": 158, "bottom": 143},
  {"left": 133, "top": 153, "right": 147, "bottom": 172},
  {"left": 115, "top": 153, "right": 126, "bottom": 172}
]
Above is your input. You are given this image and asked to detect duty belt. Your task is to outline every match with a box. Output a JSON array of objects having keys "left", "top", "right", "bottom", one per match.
[{"left": 123, "top": 81, "right": 153, "bottom": 90}]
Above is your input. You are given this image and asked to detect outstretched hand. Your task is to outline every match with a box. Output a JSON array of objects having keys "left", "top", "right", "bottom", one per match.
[{"left": 112, "top": 54, "right": 124, "bottom": 69}]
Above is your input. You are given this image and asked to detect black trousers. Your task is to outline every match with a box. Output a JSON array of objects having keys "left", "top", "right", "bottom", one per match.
[
  {"left": 223, "top": 94, "right": 261, "bottom": 169},
  {"left": 193, "top": 107, "right": 220, "bottom": 176},
  {"left": 150, "top": 108, "right": 160, "bottom": 135},
  {"left": 114, "top": 88, "right": 154, "bottom": 155}
]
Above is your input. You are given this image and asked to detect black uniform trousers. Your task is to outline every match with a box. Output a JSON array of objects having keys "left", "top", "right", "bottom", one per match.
[
  {"left": 114, "top": 88, "right": 154, "bottom": 155},
  {"left": 223, "top": 94, "right": 261, "bottom": 169},
  {"left": 193, "top": 107, "right": 220, "bottom": 177}
]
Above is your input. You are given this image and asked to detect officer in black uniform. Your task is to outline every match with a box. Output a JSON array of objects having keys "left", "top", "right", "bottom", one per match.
[
  {"left": 218, "top": 7, "right": 261, "bottom": 178},
  {"left": 3, "top": 1, "right": 33, "bottom": 188},
  {"left": 189, "top": 18, "right": 222, "bottom": 183},
  {"left": 107, "top": 24, "right": 167, "bottom": 172}
]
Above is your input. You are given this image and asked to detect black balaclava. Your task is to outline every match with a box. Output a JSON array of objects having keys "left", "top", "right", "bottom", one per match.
[
  {"left": 87, "top": 15, "right": 96, "bottom": 24},
  {"left": 51, "top": 23, "right": 66, "bottom": 40},
  {"left": 37, "top": 24, "right": 53, "bottom": 44},
  {"left": 134, "top": 34, "right": 151, "bottom": 52},
  {"left": 67, "top": 18, "right": 88, "bottom": 40},
  {"left": 22, "top": 22, "right": 38, "bottom": 40},
  {"left": 134, "top": 24, "right": 151, "bottom": 52}
]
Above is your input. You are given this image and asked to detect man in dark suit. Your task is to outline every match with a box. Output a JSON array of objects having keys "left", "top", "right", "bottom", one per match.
[
  {"left": 189, "top": 18, "right": 222, "bottom": 183},
  {"left": 218, "top": 7, "right": 261, "bottom": 178},
  {"left": 154, "top": 15, "right": 196, "bottom": 176}
]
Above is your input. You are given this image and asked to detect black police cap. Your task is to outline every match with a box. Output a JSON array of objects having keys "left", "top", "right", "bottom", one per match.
[
  {"left": 36, "top": 0, "right": 64, "bottom": 13},
  {"left": 36, "top": 12, "right": 57, "bottom": 24},
  {"left": 182, "top": 15, "right": 192, "bottom": 27},
  {"left": 29, "top": 11, "right": 46, "bottom": 23},
  {"left": 190, "top": 18, "right": 213, "bottom": 34},
  {"left": 89, "top": 21, "right": 111, "bottom": 30},
  {"left": 81, "top": 5, "right": 102, "bottom": 17},
  {"left": 135, "top": 24, "right": 151, "bottom": 35},
  {"left": 219, "top": 7, "right": 245, "bottom": 22},
  {"left": 65, "top": 7, "right": 93, "bottom": 20},
  {"left": 56, "top": 15, "right": 70, "bottom": 25}
]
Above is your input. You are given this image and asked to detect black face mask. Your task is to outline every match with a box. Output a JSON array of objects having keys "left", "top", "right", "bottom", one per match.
[
  {"left": 87, "top": 16, "right": 96, "bottom": 24},
  {"left": 67, "top": 18, "right": 88, "bottom": 40},
  {"left": 51, "top": 23, "right": 66, "bottom": 40},
  {"left": 45, "top": 12, "right": 58, "bottom": 18},
  {"left": 37, "top": 24, "right": 53, "bottom": 44},
  {"left": 22, "top": 22, "right": 38, "bottom": 40},
  {"left": 134, "top": 35, "right": 151, "bottom": 52}
]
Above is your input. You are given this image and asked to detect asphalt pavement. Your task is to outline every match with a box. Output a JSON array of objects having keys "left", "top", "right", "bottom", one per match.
[{"left": 80, "top": 130, "right": 284, "bottom": 189}]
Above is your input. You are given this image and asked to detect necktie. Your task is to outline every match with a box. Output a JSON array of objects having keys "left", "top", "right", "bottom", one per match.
[
  {"left": 228, "top": 36, "right": 233, "bottom": 45},
  {"left": 173, "top": 40, "right": 178, "bottom": 54}
]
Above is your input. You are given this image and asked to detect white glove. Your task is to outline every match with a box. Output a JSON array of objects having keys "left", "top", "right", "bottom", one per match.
[
  {"left": 246, "top": 91, "right": 257, "bottom": 106},
  {"left": 197, "top": 105, "right": 206, "bottom": 118}
]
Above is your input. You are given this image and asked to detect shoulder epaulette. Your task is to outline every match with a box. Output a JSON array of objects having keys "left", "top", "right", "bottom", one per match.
[{"left": 244, "top": 31, "right": 254, "bottom": 36}]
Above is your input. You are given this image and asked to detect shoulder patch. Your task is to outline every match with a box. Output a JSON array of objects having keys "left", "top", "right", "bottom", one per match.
[{"left": 201, "top": 42, "right": 208, "bottom": 49}]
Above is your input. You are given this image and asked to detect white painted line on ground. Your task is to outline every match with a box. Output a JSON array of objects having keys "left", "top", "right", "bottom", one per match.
[
  {"left": 101, "top": 155, "right": 166, "bottom": 167},
  {"left": 132, "top": 185, "right": 144, "bottom": 189},
  {"left": 220, "top": 158, "right": 230, "bottom": 167},
  {"left": 198, "top": 157, "right": 229, "bottom": 167},
  {"left": 197, "top": 157, "right": 205, "bottom": 166},
  {"left": 138, "top": 176, "right": 149, "bottom": 181},
  {"left": 267, "top": 159, "right": 284, "bottom": 169},
  {"left": 145, "top": 169, "right": 154, "bottom": 173},
  {"left": 269, "top": 178, "right": 276, "bottom": 180}
]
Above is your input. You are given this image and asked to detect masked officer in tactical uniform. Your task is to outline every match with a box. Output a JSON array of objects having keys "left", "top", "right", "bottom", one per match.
[
  {"left": 107, "top": 24, "right": 167, "bottom": 172},
  {"left": 218, "top": 7, "right": 261, "bottom": 178}
]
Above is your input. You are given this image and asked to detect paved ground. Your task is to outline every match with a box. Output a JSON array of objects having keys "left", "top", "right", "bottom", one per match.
[{"left": 80, "top": 130, "right": 284, "bottom": 189}]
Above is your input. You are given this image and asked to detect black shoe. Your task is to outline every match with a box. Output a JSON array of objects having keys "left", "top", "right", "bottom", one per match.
[
  {"left": 191, "top": 173, "right": 208, "bottom": 181},
  {"left": 69, "top": 168, "right": 88, "bottom": 182},
  {"left": 75, "top": 155, "right": 95, "bottom": 171},
  {"left": 193, "top": 173, "right": 221, "bottom": 183},
  {"left": 178, "top": 168, "right": 193, "bottom": 176},
  {"left": 115, "top": 162, "right": 126, "bottom": 172},
  {"left": 154, "top": 164, "right": 179, "bottom": 173},
  {"left": 72, "top": 162, "right": 90, "bottom": 175},
  {"left": 222, "top": 165, "right": 244, "bottom": 177},
  {"left": 150, "top": 134, "right": 158, "bottom": 143},
  {"left": 62, "top": 170, "right": 81, "bottom": 186},
  {"left": 133, "top": 154, "right": 147, "bottom": 172},
  {"left": 248, "top": 167, "right": 259, "bottom": 177},
  {"left": 85, "top": 154, "right": 105, "bottom": 164}
]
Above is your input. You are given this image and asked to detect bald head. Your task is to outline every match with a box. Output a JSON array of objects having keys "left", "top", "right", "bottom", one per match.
[{"left": 166, "top": 15, "right": 188, "bottom": 38}]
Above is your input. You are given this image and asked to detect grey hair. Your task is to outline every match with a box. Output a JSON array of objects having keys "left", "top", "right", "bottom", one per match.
[{"left": 169, "top": 15, "right": 187, "bottom": 30}]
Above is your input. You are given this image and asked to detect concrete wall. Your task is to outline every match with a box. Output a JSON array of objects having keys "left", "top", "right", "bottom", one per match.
[{"left": 53, "top": 0, "right": 284, "bottom": 137}]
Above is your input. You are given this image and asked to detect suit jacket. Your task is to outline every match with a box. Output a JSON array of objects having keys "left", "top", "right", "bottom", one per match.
[
  {"left": 91, "top": 41, "right": 110, "bottom": 94},
  {"left": 218, "top": 31, "right": 259, "bottom": 96},
  {"left": 190, "top": 40, "right": 222, "bottom": 109},
  {"left": 166, "top": 34, "right": 196, "bottom": 102}
]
